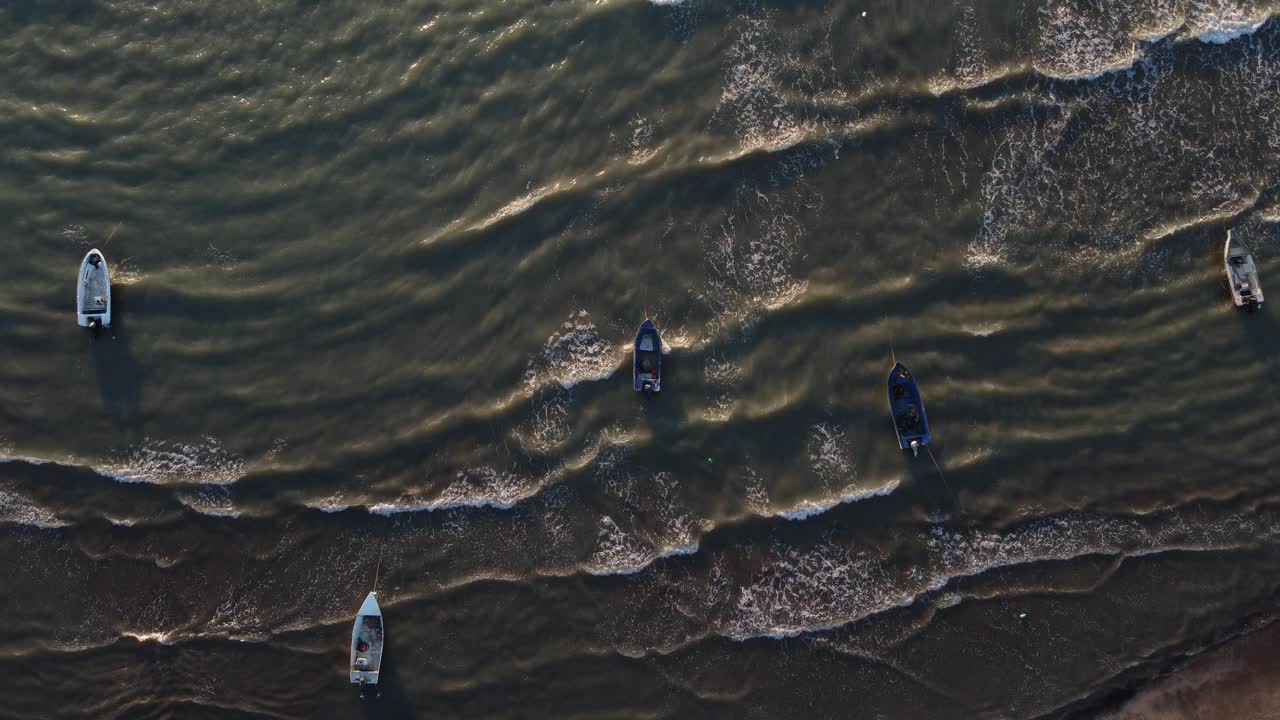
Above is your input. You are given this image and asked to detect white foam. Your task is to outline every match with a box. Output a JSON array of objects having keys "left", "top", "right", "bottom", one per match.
[
  {"left": 967, "top": 108, "right": 1072, "bottom": 271},
  {"left": 469, "top": 180, "right": 574, "bottom": 233},
  {"left": 930, "top": 1, "right": 992, "bottom": 95},
  {"left": 807, "top": 422, "right": 854, "bottom": 488},
  {"left": 524, "top": 310, "right": 619, "bottom": 391},
  {"left": 1033, "top": 4, "right": 1140, "bottom": 81},
  {"left": 1037, "top": 53, "right": 1141, "bottom": 82},
  {"left": 0, "top": 454, "right": 51, "bottom": 466},
  {"left": 1197, "top": 16, "right": 1269, "bottom": 44},
  {"left": 0, "top": 488, "right": 68, "bottom": 528},
  {"left": 203, "top": 593, "right": 267, "bottom": 642},
  {"left": 716, "top": 17, "right": 809, "bottom": 152},
  {"left": 440, "top": 467, "right": 539, "bottom": 509},
  {"left": 61, "top": 223, "right": 89, "bottom": 245},
  {"left": 1135, "top": 24, "right": 1180, "bottom": 43},
  {"left": 177, "top": 486, "right": 240, "bottom": 518},
  {"left": 205, "top": 241, "right": 239, "bottom": 270},
  {"left": 742, "top": 466, "right": 770, "bottom": 512},
  {"left": 660, "top": 542, "right": 700, "bottom": 558},
  {"left": 778, "top": 480, "right": 900, "bottom": 521},
  {"left": 624, "top": 114, "right": 659, "bottom": 164},
  {"left": 701, "top": 189, "right": 809, "bottom": 329},
  {"left": 724, "top": 510, "right": 1277, "bottom": 641},
  {"left": 539, "top": 483, "right": 577, "bottom": 551},
  {"left": 703, "top": 355, "right": 743, "bottom": 384},
  {"left": 696, "top": 16, "right": 820, "bottom": 327},
  {"left": 107, "top": 259, "right": 145, "bottom": 286},
  {"left": 120, "top": 631, "right": 175, "bottom": 645},
  {"left": 370, "top": 497, "right": 506, "bottom": 516},
  {"left": 521, "top": 390, "right": 572, "bottom": 453},
  {"left": 104, "top": 437, "right": 245, "bottom": 486},
  {"left": 963, "top": 323, "right": 1003, "bottom": 337},
  {"left": 369, "top": 467, "right": 540, "bottom": 515},
  {"left": 191, "top": 507, "right": 241, "bottom": 518},
  {"left": 587, "top": 515, "right": 656, "bottom": 575},
  {"left": 587, "top": 468, "right": 705, "bottom": 574},
  {"left": 702, "top": 355, "right": 743, "bottom": 421}
]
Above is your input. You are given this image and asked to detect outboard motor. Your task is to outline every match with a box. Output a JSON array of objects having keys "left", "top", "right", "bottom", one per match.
[{"left": 909, "top": 440, "right": 920, "bottom": 458}]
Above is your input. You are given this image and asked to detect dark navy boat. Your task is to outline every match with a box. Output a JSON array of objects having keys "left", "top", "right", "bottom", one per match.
[
  {"left": 633, "top": 318, "right": 661, "bottom": 393},
  {"left": 887, "top": 361, "right": 930, "bottom": 456}
]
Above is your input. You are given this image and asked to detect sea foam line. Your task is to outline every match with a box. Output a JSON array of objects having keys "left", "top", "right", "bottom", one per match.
[{"left": 777, "top": 480, "right": 902, "bottom": 521}]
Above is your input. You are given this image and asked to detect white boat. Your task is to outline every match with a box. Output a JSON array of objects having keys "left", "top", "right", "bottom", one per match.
[
  {"left": 76, "top": 248, "right": 112, "bottom": 328},
  {"left": 349, "top": 591, "right": 384, "bottom": 689},
  {"left": 1225, "top": 230, "right": 1264, "bottom": 310}
]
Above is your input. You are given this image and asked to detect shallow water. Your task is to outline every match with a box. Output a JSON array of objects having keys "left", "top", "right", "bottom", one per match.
[{"left": 2, "top": 1, "right": 1280, "bottom": 718}]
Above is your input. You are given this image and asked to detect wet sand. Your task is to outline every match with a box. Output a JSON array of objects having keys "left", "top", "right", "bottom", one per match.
[{"left": 1103, "top": 622, "right": 1280, "bottom": 720}]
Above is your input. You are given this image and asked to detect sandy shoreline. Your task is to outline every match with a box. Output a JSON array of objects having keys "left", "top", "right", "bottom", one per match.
[{"left": 1101, "top": 621, "right": 1280, "bottom": 720}]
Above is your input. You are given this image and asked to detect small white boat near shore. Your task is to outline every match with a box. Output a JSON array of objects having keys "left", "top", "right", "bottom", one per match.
[
  {"left": 76, "top": 248, "right": 112, "bottom": 329},
  {"left": 350, "top": 591, "right": 384, "bottom": 692},
  {"left": 1225, "top": 230, "right": 1264, "bottom": 311}
]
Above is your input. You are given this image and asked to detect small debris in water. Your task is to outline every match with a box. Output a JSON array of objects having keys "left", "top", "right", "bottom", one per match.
[{"left": 1018, "top": 613, "right": 1027, "bottom": 620}]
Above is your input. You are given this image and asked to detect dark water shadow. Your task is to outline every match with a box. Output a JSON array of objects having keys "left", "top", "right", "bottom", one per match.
[
  {"left": 899, "top": 442, "right": 963, "bottom": 520},
  {"left": 640, "top": 350, "right": 690, "bottom": 449},
  {"left": 1236, "top": 303, "right": 1280, "bottom": 359},
  {"left": 89, "top": 285, "right": 144, "bottom": 442},
  {"left": 356, "top": 647, "right": 416, "bottom": 719}
]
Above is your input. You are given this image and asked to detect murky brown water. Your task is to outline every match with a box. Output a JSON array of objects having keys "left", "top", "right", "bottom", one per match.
[{"left": 2, "top": 1, "right": 1280, "bottom": 717}]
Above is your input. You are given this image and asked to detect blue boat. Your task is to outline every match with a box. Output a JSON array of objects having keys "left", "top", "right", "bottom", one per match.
[
  {"left": 887, "top": 361, "right": 930, "bottom": 456},
  {"left": 633, "top": 318, "right": 661, "bottom": 393}
]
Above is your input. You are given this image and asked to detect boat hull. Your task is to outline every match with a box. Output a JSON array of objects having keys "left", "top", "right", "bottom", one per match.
[
  {"left": 350, "top": 591, "right": 384, "bottom": 686},
  {"left": 887, "top": 362, "right": 931, "bottom": 451},
  {"left": 633, "top": 319, "right": 662, "bottom": 392},
  {"left": 1225, "top": 230, "right": 1264, "bottom": 309},
  {"left": 76, "top": 248, "right": 112, "bottom": 328}
]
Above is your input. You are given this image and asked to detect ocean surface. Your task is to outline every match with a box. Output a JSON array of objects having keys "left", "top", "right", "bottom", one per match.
[{"left": 2, "top": 0, "right": 1280, "bottom": 718}]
